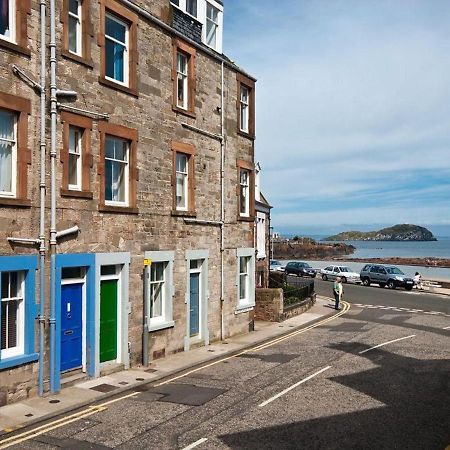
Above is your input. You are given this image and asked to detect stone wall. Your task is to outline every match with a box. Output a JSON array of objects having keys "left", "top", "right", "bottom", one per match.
[
  {"left": 255, "top": 289, "right": 316, "bottom": 322},
  {"left": 0, "top": 0, "right": 256, "bottom": 404}
]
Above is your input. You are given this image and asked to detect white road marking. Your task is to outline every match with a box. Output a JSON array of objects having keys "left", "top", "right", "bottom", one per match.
[
  {"left": 359, "top": 335, "right": 416, "bottom": 354},
  {"left": 443, "top": 326, "right": 450, "bottom": 330},
  {"left": 424, "top": 311, "right": 440, "bottom": 315},
  {"left": 259, "top": 366, "right": 331, "bottom": 407},
  {"left": 181, "top": 438, "right": 208, "bottom": 450}
]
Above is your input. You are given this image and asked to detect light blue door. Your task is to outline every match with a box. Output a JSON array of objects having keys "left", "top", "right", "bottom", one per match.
[
  {"left": 190, "top": 273, "right": 200, "bottom": 337},
  {"left": 61, "top": 283, "right": 83, "bottom": 372}
]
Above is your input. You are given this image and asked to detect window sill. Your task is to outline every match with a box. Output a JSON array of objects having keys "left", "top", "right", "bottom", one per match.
[
  {"left": 172, "top": 105, "right": 196, "bottom": 119},
  {"left": 0, "top": 197, "right": 31, "bottom": 208},
  {"left": 98, "top": 77, "right": 138, "bottom": 98},
  {"left": 0, "top": 39, "right": 31, "bottom": 57},
  {"left": 235, "top": 303, "right": 255, "bottom": 314},
  {"left": 99, "top": 204, "right": 139, "bottom": 214},
  {"left": 0, "top": 352, "right": 39, "bottom": 370},
  {"left": 61, "top": 189, "right": 93, "bottom": 199},
  {"left": 148, "top": 320, "right": 175, "bottom": 332},
  {"left": 171, "top": 210, "right": 197, "bottom": 218},
  {"left": 61, "top": 49, "right": 94, "bottom": 69},
  {"left": 238, "top": 215, "right": 255, "bottom": 222},
  {"left": 237, "top": 129, "right": 255, "bottom": 140}
]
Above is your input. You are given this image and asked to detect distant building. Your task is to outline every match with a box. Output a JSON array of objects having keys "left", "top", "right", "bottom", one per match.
[{"left": 255, "top": 163, "right": 272, "bottom": 287}]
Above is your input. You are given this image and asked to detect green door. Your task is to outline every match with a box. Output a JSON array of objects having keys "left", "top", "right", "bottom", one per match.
[{"left": 100, "top": 279, "right": 118, "bottom": 363}]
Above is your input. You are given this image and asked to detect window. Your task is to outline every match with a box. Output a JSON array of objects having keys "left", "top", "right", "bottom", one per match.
[
  {"left": 172, "top": 39, "right": 196, "bottom": 116},
  {"left": 239, "top": 169, "right": 249, "bottom": 217},
  {"left": 240, "top": 85, "right": 249, "bottom": 133},
  {"left": 105, "top": 13, "right": 128, "bottom": 85},
  {"left": 205, "top": 2, "right": 219, "bottom": 49},
  {"left": 186, "top": 0, "right": 197, "bottom": 17},
  {"left": 60, "top": 112, "right": 93, "bottom": 198},
  {"left": 256, "top": 213, "right": 266, "bottom": 259},
  {"left": 175, "top": 153, "right": 188, "bottom": 210},
  {"left": 98, "top": 122, "right": 138, "bottom": 213},
  {"left": 68, "top": 126, "right": 82, "bottom": 190},
  {"left": 0, "top": 93, "right": 31, "bottom": 207},
  {"left": 145, "top": 251, "right": 175, "bottom": 332},
  {"left": 172, "top": 141, "right": 196, "bottom": 215},
  {"left": 239, "top": 256, "right": 250, "bottom": 303},
  {"left": 68, "top": 0, "right": 82, "bottom": 55},
  {"left": 1, "top": 271, "right": 24, "bottom": 359},
  {"left": 105, "top": 135, "right": 129, "bottom": 205},
  {"left": 0, "top": 109, "right": 17, "bottom": 197},
  {"left": 237, "top": 159, "right": 254, "bottom": 220},
  {"left": 236, "top": 73, "right": 255, "bottom": 138},
  {"left": 149, "top": 262, "right": 165, "bottom": 319},
  {"left": 0, "top": 0, "right": 14, "bottom": 41},
  {"left": 99, "top": 0, "right": 137, "bottom": 95},
  {"left": 0, "top": 0, "right": 30, "bottom": 55},
  {"left": 177, "top": 52, "right": 188, "bottom": 110},
  {"left": 170, "top": 0, "right": 180, "bottom": 5},
  {"left": 236, "top": 248, "right": 255, "bottom": 311}
]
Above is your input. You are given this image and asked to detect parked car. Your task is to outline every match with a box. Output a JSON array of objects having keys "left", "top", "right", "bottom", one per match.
[
  {"left": 285, "top": 261, "right": 316, "bottom": 278},
  {"left": 270, "top": 260, "right": 285, "bottom": 272},
  {"left": 360, "top": 264, "right": 414, "bottom": 290},
  {"left": 320, "top": 265, "right": 361, "bottom": 284}
]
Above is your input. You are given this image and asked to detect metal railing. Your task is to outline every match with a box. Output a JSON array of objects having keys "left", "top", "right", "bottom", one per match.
[{"left": 269, "top": 273, "right": 315, "bottom": 309}]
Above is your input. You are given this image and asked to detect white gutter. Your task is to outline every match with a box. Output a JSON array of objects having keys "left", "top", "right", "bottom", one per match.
[
  {"left": 220, "top": 61, "right": 225, "bottom": 341},
  {"left": 56, "top": 226, "right": 80, "bottom": 240},
  {"left": 7, "top": 237, "right": 41, "bottom": 245}
]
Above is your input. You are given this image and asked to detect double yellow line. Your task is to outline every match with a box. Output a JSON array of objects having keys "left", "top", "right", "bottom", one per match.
[
  {"left": 155, "top": 300, "right": 350, "bottom": 386},
  {"left": 0, "top": 300, "right": 349, "bottom": 449}
]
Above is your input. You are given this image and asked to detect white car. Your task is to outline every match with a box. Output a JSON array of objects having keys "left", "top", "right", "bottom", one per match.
[
  {"left": 270, "top": 260, "right": 285, "bottom": 272},
  {"left": 320, "top": 265, "right": 361, "bottom": 284}
]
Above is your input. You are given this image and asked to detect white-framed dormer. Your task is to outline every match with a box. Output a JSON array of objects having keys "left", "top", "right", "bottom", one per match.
[{"left": 170, "top": 0, "right": 223, "bottom": 53}]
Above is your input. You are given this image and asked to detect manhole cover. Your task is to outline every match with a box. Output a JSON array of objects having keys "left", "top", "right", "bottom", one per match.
[
  {"left": 153, "top": 384, "right": 226, "bottom": 406},
  {"left": 118, "top": 381, "right": 129, "bottom": 386},
  {"left": 49, "top": 399, "right": 60, "bottom": 404},
  {"left": 89, "top": 383, "right": 118, "bottom": 393}
]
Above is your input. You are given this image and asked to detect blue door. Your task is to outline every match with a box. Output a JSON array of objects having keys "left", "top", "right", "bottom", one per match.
[
  {"left": 61, "top": 283, "right": 83, "bottom": 372},
  {"left": 190, "top": 273, "right": 200, "bottom": 337}
]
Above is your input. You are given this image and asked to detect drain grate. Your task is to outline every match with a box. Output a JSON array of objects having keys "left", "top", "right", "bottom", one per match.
[
  {"left": 153, "top": 384, "right": 226, "bottom": 406},
  {"left": 145, "top": 368, "right": 157, "bottom": 373},
  {"left": 89, "top": 383, "right": 118, "bottom": 393}
]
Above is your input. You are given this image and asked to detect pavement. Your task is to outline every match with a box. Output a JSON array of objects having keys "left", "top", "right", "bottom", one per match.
[{"left": 0, "top": 296, "right": 337, "bottom": 435}]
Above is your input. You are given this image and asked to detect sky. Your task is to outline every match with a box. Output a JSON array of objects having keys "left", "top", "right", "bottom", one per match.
[{"left": 224, "top": 0, "right": 450, "bottom": 236}]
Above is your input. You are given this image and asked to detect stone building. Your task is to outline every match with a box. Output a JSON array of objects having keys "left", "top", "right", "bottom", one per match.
[{"left": 0, "top": 0, "right": 257, "bottom": 404}]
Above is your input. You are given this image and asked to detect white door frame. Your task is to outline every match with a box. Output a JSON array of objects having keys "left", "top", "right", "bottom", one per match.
[{"left": 185, "top": 249, "right": 209, "bottom": 351}]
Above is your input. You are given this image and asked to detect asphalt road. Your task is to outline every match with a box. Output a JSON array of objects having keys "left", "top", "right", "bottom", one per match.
[
  {"left": 3, "top": 290, "right": 450, "bottom": 450},
  {"left": 313, "top": 277, "right": 450, "bottom": 314}
]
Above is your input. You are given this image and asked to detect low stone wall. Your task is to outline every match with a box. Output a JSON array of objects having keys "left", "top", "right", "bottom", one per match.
[
  {"left": 255, "top": 288, "right": 283, "bottom": 322},
  {"left": 255, "top": 288, "right": 316, "bottom": 322}
]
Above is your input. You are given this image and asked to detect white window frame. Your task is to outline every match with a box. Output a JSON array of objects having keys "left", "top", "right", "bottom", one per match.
[
  {"left": 68, "top": 0, "right": 82, "bottom": 56},
  {"left": 175, "top": 152, "right": 189, "bottom": 211},
  {"left": 205, "top": 1, "right": 219, "bottom": 50},
  {"left": 176, "top": 51, "right": 189, "bottom": 110},
  {"left": 240, "top": 85, "right": 249, "bottom": 133},
  {"left": 236, "top": 248, "right": 255, "bottom": 312},
  {"left": 0, "top": 109, "right": 17, "bottom": 198},
  {"left": 256, "top": 212, "right": 266, "bottom": 259},
  {"left": 239, "top": 169, "right": 250, "bottom": 217},
  {"left": 104, "top": 135, "right": 129, "bottom": 207},
  {"left": 0, "top": 0, "right": 15, "bottom": 43},
  {"left": 68, "top": 125, "right": 82, "bottom": 191},
  {"left": 185, "top": 0, "right": 197, "bottom": 18},
  {"left": 145, "top": 251, "right": 175, "bottom": 332},
  {"left": 105, "top": 12, "right": 129, "bottom": 87},
  {"left": 1, "top": 271, "right": 25, "bottom": 359}
]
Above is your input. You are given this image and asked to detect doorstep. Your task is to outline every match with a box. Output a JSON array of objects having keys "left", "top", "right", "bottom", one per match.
[{"left": 0, "top": 296, "right": 335, "bottom": 434}]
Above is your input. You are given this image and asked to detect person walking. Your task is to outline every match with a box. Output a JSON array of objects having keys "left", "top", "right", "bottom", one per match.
[
  {"left": 333, "top": 277, "right": 343, "bottom": 310},
  {"left": 413, "top": 272, "right": 423, "bottom": 290}
]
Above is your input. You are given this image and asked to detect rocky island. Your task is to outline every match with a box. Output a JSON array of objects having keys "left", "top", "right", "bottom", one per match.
[
  {"left": 273, "top": 237, "right": 355, "bottom": 259},
  {"left": 323, "top": 224, "right": 437, "bottom": 241}
]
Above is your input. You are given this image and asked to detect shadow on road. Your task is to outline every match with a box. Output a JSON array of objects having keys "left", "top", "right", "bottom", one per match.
[{"left": 218, "top": 343, "right": 450, "bottom": 450}]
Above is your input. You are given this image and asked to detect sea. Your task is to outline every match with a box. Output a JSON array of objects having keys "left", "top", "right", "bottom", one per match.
[{"left": 283, "top": 235, "right": 450, "bottom": 281}]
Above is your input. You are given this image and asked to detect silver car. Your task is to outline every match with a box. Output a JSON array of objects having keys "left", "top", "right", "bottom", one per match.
[{"left": 321, "top": 265, "right": 361, "bottom": 284}]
